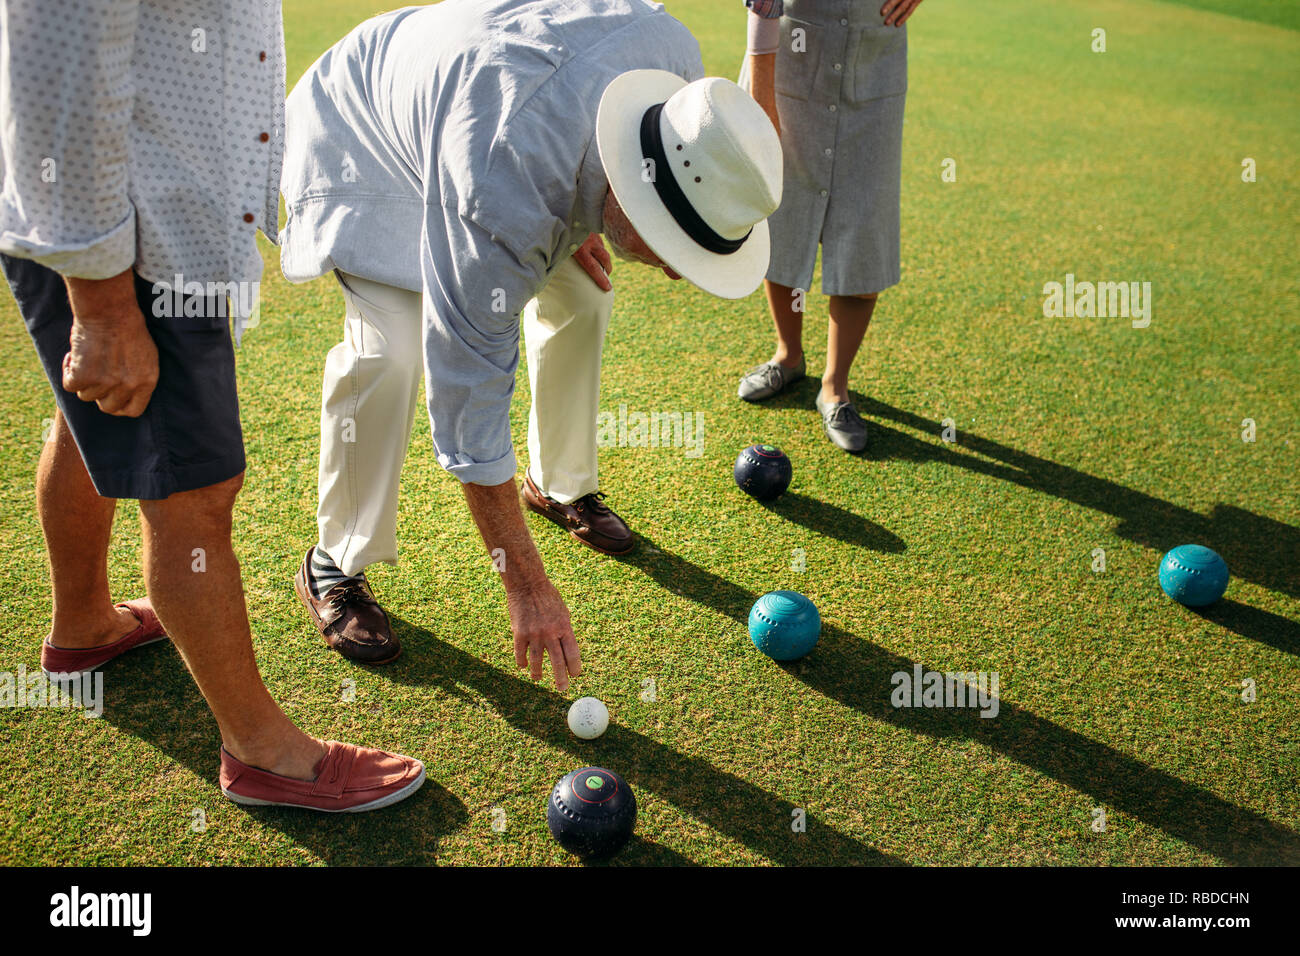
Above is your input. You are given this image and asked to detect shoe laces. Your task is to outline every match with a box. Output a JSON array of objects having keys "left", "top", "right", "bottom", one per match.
[
  {"left": 764, "top": 362, "right": 795, "bottom": 388},
  {"left": 326, "top": 580, "right": 371, "bottom": 610},
  {"left": 824, "top": 402, "right": 863, "bottom": 427},
  {"left": 743, "top": 362, "right": 782, "bottom": 390},
  {"left": 575, "top": 491, "right": 609, "bottom": 514}
]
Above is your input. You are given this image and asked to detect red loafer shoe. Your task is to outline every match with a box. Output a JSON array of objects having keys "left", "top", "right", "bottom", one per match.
[
  {"left": 41, "top": 598, "right": 169, "bottom": 680},
  {"left": 219, "top": 741, "right": 426, "bottom": 812}
]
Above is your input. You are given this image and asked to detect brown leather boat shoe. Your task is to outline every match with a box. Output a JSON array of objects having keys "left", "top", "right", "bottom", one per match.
[
  {"left": 294, "top": 549, "right": 401, "bottom": 664},
  {"left": 521, "top": 472, "right": 634, "bottom": 555}
]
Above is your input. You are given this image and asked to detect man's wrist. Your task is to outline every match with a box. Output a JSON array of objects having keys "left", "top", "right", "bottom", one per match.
[
  {"left": 64, "top": 268, "right": 141, "bottom": 325},
  {"left": 462, "top": 478, "right": 552, "bottom": 594},
  {"left": 501, "top": 550, "right": 549, "bottom": 594},
  {"left": 504, "top": 573, "right": 550, "bottom": 599}
]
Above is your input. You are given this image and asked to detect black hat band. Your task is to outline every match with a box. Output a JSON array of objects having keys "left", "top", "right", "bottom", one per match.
[{"left": 639, "top": 102, "right": 751, "bottom": 256}]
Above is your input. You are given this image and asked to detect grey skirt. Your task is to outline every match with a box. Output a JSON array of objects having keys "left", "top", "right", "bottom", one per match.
[{"left": 744, "top": 0, "right": 907, "bottom": 296}]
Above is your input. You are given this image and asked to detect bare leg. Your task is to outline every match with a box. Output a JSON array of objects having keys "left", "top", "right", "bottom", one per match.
[
  {"left": 764, "top": 280, "right": 806, "bottom": 368},
  {"left": 821, "top": 293, "right": 878, "bottom": 405},
  {"left": 38, "top": 410, "right": 139, "bottom": 649},
  {"left": 139, "top": 473, "right": 327, "bottom": 781}
]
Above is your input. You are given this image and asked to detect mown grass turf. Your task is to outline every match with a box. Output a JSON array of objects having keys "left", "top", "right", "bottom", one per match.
[
  {"left": 1, "top": 0, "right": 1296, "bottom": 866},
  {"left": 1159, "top": 0, "right": 1300, "bottom": 32}
]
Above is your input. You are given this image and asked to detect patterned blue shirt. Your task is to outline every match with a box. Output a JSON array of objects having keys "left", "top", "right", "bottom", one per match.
[{"left": 0, "top": 0, "right": 284, "bottom": 342}]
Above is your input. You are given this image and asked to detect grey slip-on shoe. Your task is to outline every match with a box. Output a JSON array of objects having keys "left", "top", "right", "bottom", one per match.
[
  {"left": 815, "top": 395, "right": 869, "bottom": 453},
  {"left": 737, "top": 355, "right": 806, "bottom": 402}
]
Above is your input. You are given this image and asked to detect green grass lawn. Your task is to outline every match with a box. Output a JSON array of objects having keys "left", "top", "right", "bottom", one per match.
[{"left": 1, "top": 0, "right": 1296, "bottom": 866}]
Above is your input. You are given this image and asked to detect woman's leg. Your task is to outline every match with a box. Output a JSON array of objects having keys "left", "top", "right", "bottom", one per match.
[
  {"left": 821, "top": 293, "right": 877, "bottom": 405},
  {"left": 764, "top": 280, "right": 806, "bottom": 368}
]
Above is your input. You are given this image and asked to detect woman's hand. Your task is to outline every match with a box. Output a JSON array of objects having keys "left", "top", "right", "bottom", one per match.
[{"left": 881, "top": 0, "right": 924, "bottom": 27}]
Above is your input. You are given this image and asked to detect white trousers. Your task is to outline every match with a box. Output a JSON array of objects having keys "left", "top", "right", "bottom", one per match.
[{"left": 317, "top": 257, "right": 614, "bottom": 576}]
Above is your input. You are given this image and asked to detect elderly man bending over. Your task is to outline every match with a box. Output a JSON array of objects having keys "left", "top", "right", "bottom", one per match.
[{"left": 280, "top": 0, "right": 783, "bottom": 675}]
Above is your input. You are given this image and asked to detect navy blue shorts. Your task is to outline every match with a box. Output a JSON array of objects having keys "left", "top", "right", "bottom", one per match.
[{"left": 2, "top": 255, "right": 246, "bottom": 500}]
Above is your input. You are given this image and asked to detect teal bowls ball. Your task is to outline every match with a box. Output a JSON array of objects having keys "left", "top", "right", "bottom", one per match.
[
  {"left": 748, "top": 590, "right": 821, "bottom": 660},
  {"left": 1158, "top": 545, "right": 1229, "bottom": 607}
]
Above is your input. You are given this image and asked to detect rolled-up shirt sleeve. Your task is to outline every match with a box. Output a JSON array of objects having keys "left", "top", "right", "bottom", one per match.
[
  {"left": 746, "top": 0, "right": 783, "bottom": 55},
  {"left": 420, "top": 204, "right": 548, "bottom": 486},
  {"left": 0, "top": 0, "right": 139, "bottom": 278}
]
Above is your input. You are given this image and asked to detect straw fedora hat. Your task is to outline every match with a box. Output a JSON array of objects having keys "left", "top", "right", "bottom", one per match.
[{"left": 596, "top": 71, "right": 782, "bottom": 299}]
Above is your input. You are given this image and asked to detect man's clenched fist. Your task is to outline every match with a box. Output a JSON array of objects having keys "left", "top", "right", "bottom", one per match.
[{"left": 62, "top": 270, "right": 159, "bottom": 418}]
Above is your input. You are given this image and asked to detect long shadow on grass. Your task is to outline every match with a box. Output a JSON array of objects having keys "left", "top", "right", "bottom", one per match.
[
  {"left": 616, "top": 540, "right": 1300, "bottom": 866},
  {"left": 94, "top": 647, "right": 469, "bottom": 866},
  {"left": 862, "top": 399, "right": 1300, "bottom": 600},
  {"left": 610, "top": 836, "right": 699, "bottom": 866},
  {"left": 762, "top": 492, "right": 905, "bottom": 552},
  {"left": 861, "top": 400, "right": 1299, "bottom": 653},
  {"left": 386, "top": 614, "right": 899, "bottom": 866},
  {"left": 1193, "top": 601, "right": 1300, "bottom": 656}
]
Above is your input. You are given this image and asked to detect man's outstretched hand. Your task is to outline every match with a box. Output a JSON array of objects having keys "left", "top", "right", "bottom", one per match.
[
  {"left": 506, "top": 577, "right": 582, "bottom": 691},
  {"left": 462, "top": 478, "right": 583, "bottom": 691},
  {"left": 572, "top": 232, "right": 613, "bottom": 292}
]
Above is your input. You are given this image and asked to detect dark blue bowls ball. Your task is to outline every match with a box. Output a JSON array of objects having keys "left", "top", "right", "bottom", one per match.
[
  {"left": 1158, "top": 544, "right": 1229, "bottom": 607},
  {"left": 546, "top": 766, "right": 637, "bottom": 860},
  {"left": 749, "top": 590, "right": 821, "bottom": 661},
  {"left": 735, "top": 444, "right": 792, "bottom": 502}
]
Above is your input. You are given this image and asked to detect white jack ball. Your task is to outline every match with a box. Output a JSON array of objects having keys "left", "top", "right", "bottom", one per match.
[{"left": 567, "top": 696, "right": 609, "bottom": 739}]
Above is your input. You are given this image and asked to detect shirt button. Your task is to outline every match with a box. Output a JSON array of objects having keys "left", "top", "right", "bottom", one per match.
[
  {"left": 819, "top": 189, "right": 828, "bottom": 197},
  {"left": 833, "top": 63, "right": 842, "bottom": 72},
  {"left": 242, "top": 213, "right": 255, "bottom": 223},
  {"left": 840, "top": 17, "right": 848, "bottom": 26},
  {"left": 824, "top": 148, "right": 833, "bottom": 157},
  {"left": 829, "top": 104, "right": 837, "bottom": 112},
  {"left": 258, "top": 51, "right": 266, "bottom": 61},
  {"left": 258, "top": 132, "right": 269, "bottom": 143}
]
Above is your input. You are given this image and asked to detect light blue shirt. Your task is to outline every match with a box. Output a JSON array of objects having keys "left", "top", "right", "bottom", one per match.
[{"left": 280, "top": 0, "right": 704, "bottom": 485}]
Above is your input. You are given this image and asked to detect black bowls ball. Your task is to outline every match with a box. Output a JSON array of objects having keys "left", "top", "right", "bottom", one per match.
[
  {"left": 546, "top": 766, "right": 637, "bottom": 860},
  {"left": 734, "top": 444, "right": 792, "bottom": 502}
]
